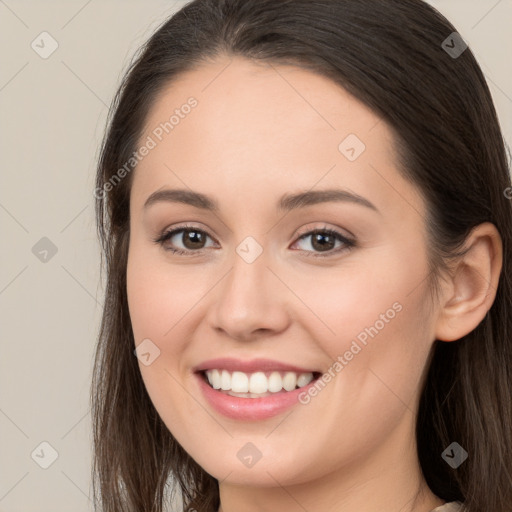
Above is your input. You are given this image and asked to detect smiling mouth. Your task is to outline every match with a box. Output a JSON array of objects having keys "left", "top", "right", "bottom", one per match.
[{"left": 198, "top": 369, "right": 322, "bottom": 398}]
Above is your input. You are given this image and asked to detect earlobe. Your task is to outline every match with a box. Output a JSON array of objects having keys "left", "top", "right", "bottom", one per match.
[{"left": 435, "top": 222, "right": 503, "bottom": 342}]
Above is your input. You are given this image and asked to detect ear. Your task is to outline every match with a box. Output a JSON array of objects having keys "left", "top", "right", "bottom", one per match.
[{"left": 435, "top": 222, "right": 503, "bottom": 342}]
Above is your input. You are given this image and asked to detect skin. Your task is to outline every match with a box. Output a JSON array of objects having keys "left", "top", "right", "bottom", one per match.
[{"left": 126, "top": 55, "right": 502, "bottom": 512}]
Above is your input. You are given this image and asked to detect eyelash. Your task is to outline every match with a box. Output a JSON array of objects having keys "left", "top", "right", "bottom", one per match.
[{"left": 152, "top": 223, "right": 356, "bottom": 258}]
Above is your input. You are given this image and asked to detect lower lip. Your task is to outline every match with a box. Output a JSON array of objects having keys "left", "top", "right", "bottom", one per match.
[{"left": 194, "top": 372, "right": 319, "bottom": 420}]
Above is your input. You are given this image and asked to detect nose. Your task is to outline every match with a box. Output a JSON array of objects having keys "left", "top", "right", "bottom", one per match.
[{"left": 207, "top": 247, "right": 290, "bottom": 342}]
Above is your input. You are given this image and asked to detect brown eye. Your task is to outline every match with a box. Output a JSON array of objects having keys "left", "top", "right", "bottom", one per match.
[
  {"left": 154, "top": 225, "right": 216, "bottom": 255},
  {"left": 292, "top": 228, "right": 356, "bottom": 257},
  {"left": 177, "top": 229, "right": 207, "bottom": 249}
]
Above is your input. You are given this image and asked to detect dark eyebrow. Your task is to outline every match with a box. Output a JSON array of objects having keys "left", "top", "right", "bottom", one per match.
[
  {"left": 143, "top": 188, "right": 379, "bottom": 213},
  {"left": 277, "top": 189, "right": 378, "bottom": 213},
  {"left": 144, "top": 188, "right": 219, "bottom": 211}
]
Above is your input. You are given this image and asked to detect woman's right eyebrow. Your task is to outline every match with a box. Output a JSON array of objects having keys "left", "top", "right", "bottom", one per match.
[
  {"left": 144, "top": 188, "right": 218, "bottom": 211},
  {"left": 143, "top": 187, "right": 380, "bottom": 214}
]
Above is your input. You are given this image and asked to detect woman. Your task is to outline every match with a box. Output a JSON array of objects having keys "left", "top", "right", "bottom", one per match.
[{"left": 91, "top": 1, "right": 512, "bottom": 511}]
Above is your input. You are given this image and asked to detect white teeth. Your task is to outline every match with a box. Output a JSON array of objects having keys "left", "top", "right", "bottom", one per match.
[
  {"left": 231, "top": 371, "right": 249, "bottom": 393},
  {"left": 249, "top": 372, "right": 268, "bottom": 394},
  {"left": 204, "top": 369, "right": 315, "bottom": 394},
  {"left": 210, "top": 369, "right": 221, "bottom": 389},
  {"left": 220, "top": 369, "right": 231, "bottom": 390},
  {"left": 282, "top": 372, "right": 297, "bottom": 391},
  {"left": 268, "top": 371, "right": 283, "bottom": 392},
  {"left": 297, "top": 373, "right": 313, "bottom": 387}
]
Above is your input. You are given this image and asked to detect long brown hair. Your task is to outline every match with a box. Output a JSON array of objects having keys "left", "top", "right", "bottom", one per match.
[{"left": 91, "top": 1, "right": 512, "bottom": 510}]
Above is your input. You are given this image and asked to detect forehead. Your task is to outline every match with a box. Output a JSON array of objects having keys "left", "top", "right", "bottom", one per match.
[
  {"left": 141, "top": 55, "right": 383, "bottom": 149},
  {"left": 130, "top": 55, "right": 423, "bottom": 220}
]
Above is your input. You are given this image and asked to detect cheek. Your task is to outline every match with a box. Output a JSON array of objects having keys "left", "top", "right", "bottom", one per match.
[
  {"left": 290, "top": 243, "right": 434, "bottom": 413},
  {"left": 126, "top": 244, "right": 206, "bottom": 349},
  {"left": 126, "top": 243, "right": 224, "bottom": 414},
  {"left": 288, "top": 244, "right": 431, "bottom": 352},
  {"left": 126, "top": 247, "right": 209, "bottom": 429}
]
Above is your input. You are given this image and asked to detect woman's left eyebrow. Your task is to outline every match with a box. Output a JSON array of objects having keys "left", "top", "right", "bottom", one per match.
[
  {"left": 278, "top": 189, "right": 379, "bottom": 214},
  {"left": 143, "top": 187, "right": 380, "bottom": 214}
]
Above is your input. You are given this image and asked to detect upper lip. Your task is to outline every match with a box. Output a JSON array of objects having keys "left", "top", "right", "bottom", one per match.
[{"left": 193, "top": 357, "right": 320, "bottom": 374}]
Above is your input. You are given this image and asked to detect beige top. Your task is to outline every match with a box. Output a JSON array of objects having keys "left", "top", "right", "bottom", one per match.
[{"left": 431, "top": 502, "right": 463, "bottom": 512}]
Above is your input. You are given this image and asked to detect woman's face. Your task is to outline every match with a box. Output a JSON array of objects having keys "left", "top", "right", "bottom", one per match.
[{"left": 126, "top": 55, "right": 440, "bottom": 487}]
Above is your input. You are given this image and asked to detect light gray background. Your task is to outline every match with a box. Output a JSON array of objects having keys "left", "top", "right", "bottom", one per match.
[{"left": 1, "top": 1, "right": 511, "bottom": 511}]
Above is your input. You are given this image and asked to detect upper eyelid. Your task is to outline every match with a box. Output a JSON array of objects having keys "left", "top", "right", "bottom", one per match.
[
  {"left": 161, "top": 224, "right": 219, "bottom": 243},
  {"left": 159, "top": 223, "right": 351, "bottom": 240}
]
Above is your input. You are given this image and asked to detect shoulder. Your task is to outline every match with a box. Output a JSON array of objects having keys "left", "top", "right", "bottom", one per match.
[{"left": 430, "top": 501, "right": 464, "bottom": 512}]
